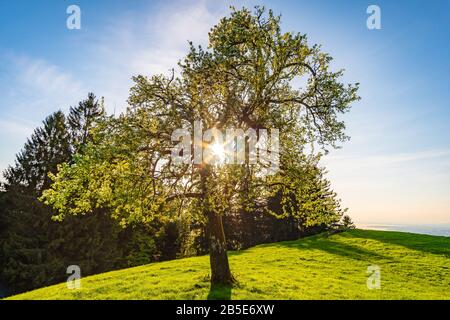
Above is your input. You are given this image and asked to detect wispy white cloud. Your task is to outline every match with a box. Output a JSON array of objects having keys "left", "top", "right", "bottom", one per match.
[
  {"left": 0, "top": 53, "right": 87, "bottom": 175},
  {"left": 0, "top": 52, "right": 87, "bottom": 119},
  {"left": 76, "top": 0, "right": 249, "bottom": 113},
  {"left": 0, "top": 118, "right": 34, "bottom": 137},
  {"left": 12, "top": 55, "right": 85, "bottom": 98}
]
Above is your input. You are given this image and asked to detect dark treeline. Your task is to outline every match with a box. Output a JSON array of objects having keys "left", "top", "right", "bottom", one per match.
[{"left": 0, "top": 93, "right": 353, "bottom": 296}]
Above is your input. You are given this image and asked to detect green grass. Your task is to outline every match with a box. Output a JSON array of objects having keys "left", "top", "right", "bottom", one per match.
[{"left": 6, "top": 229, "right": 450, "bottom": 300}]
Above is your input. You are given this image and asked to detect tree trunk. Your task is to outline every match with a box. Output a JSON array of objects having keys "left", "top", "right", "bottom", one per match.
[
  {"left": 207, "top": 210, "right": 234, "bottom": 285},
  {"left": 200, "top": 164, "right": 234, "bottom": 285}
]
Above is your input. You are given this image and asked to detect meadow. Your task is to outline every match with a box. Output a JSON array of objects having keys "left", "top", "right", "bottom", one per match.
[{"left": 7, "top": 229, "right": 449, "bottom": 300}]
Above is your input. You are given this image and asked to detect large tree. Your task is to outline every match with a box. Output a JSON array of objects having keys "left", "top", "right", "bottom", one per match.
[{"left": 41, "top": 7, "right": 359, "bottom": 285}]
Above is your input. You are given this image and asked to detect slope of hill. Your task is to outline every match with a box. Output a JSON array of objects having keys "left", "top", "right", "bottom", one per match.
[{"left": 6, "top": 230, "right": 450, "bottom": 300}]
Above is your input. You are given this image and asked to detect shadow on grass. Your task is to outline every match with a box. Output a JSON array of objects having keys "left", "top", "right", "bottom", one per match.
[
  {"left": 227, "top": 229, "right": 449, "bottom": 267},
  {"left": 228, "top": 231, "right": 394, "bottom": 262},
  {"left": 346, "top": 229, "right": 450, "bottom": 258},
  {"left": 274, "top": 236, "right": 393, "bottom": 262},
  {"left": 207, "top": 283, "right": 232, "bottom": 300}
]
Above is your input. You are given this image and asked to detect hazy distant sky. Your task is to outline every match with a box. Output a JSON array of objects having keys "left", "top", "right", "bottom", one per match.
[{"left": 1, "top": 0, "right": 449, "bottom": 224}]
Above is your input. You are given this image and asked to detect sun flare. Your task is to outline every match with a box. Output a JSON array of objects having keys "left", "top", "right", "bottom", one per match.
[{"left": 209, "top": 142, "right": 226, "bottom": 163}]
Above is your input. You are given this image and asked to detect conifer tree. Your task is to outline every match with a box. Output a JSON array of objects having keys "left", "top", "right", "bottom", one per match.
[
  {"left": 4, "top": 111, "right": 70, "bottom": 194},
  {"left": 67, "top": 92, "right": 105, "bottom": 153},
  {"left": 1, "top": 96, "right": 116, "bottom": 293}
]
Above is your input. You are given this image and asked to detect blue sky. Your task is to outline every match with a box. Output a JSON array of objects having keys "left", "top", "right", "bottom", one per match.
[{"left": 1, "top": 0, "right": 449, "bottom": 224}]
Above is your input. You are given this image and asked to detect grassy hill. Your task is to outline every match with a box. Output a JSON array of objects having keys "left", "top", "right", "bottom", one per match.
[{"left": 6, "top": 229, "right": 450, "bottom": 300}]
